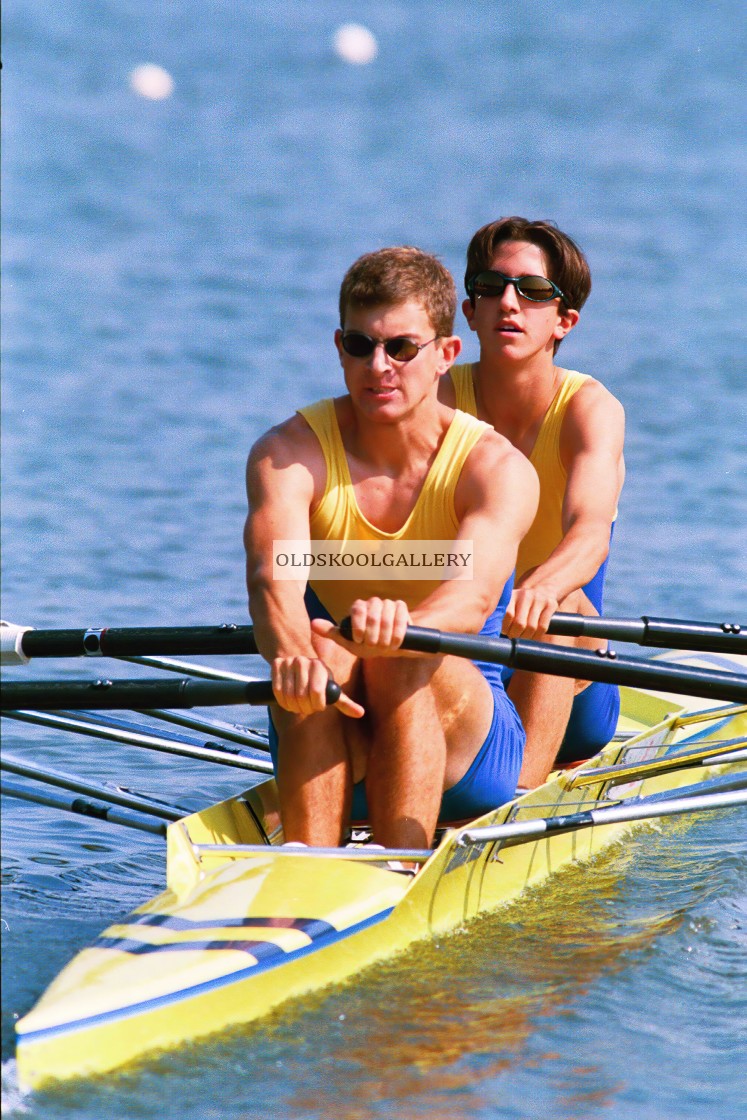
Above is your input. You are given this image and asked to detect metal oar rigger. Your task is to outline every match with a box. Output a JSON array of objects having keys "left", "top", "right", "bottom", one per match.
[{"left": 457, "top": 787, "right": 747, "bottom": 850}]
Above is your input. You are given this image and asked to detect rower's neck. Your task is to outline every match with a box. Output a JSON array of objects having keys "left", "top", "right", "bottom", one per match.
[
  {"left": 342, "top": 398, "right": 447, "bottom": 474},
  {"left": 472, "top": 358, "right": 563, "bottom": 451}
]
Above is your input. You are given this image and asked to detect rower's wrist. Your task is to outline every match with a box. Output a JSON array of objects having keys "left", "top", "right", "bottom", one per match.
[
  {"left": 270, "top": 646, "right": 319, "bottom": 663},
  {"left": 516, "top": 573, "right": 562, "bottom": 597}
]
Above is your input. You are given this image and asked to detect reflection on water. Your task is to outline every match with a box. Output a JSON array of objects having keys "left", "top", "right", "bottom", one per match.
[{"left": 275, "top": 843, "right": 683, "bottom": 1120}]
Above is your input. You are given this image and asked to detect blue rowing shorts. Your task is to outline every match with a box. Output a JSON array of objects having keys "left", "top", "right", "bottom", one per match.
[
  {"left": 267, "top": 680, "right": 525, "bottom": 825},
  {"left": 555, "top": 680, "right": 621, "bottom": 764},
  {"left": 436, "top": 683, "right": 524, "bottom": 822},
  {"left": 267, "top": 580, "right": 523, "bottom": 823}
]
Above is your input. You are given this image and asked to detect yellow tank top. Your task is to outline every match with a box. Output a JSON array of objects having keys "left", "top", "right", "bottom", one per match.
[
  {"left": 450, "top": 363, "right": 591, "bottom": 580},
  {"left": 297, "top": 398, "right": 492, "bottom": 621}
]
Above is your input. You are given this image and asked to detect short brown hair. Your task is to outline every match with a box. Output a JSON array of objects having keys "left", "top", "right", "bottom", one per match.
[
  {"left": 465, "top": 217, "right": 591, "bottom": 313},
  {"left": 339, "top": 246, "right": 457, "bottom": 337}
]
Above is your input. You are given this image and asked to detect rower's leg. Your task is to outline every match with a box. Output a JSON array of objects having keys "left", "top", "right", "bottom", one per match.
[
  {"left": 272, "top": 637, "right": 361, "bottom": 847},
  {"left": 512, "top": 588, "right": 606, "bottom": 788},
  {"left": 509, "top": 670, "right": 576, "bottom": 789},
  {"left": 362, "top": 655, "right": 494, "bottom": 849},
  {"left": 272, "top": 706, "right": 352, "bottom": 846}
]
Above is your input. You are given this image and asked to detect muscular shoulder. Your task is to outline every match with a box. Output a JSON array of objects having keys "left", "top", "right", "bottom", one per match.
[
  {"left": 246, "top": 413, "right": 325, "bottom": 503},
  {"left": 248, "top": 413, "right": 319, "bottom": 467},
  {"left": 455, "top": 426, "right": 539, "bottom": 517},
  {"left": 561, "top": 375, "right": 625, "bottom": 456},
  {"left": 565, "top": 374, "right": 624, "bottom": 424}
]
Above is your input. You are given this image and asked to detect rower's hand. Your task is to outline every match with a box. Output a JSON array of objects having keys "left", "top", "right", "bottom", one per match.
[
  {"left": 270, "top": 655, "right": 364, "bottom": 718},
  {"left": 503, "top": 585, "right": 559, "bottom": 641},
  {"left": 312, "top": 597, "right": 410, "bottom": 657}
]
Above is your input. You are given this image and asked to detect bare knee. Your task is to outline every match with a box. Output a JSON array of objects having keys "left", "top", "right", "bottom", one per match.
[{"left": 361, "top": 655, "right": 441, "bottom": 707}]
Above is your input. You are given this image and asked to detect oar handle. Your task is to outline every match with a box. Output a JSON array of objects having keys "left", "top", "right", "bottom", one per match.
[
  {"left": 340, "top": 615, "right": 445, "bottom": 648},
  {"left": 385, "top": 623, "right": 747, "bottom": 703},
  {"left": 0, "top": 677, "right": 342, "bottom": 712},
  {"left": 547, "top": 612, "right": 746, "bottom": 652}
]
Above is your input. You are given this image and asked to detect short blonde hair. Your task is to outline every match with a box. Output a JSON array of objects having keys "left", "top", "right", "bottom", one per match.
[{"left": 339, "top": 247, "right": 457, "bottom": 337}]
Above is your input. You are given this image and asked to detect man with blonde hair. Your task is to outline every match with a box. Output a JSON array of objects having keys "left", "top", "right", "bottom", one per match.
[{"left": 245, "top": 246, "right": 538, "bottom": 849}]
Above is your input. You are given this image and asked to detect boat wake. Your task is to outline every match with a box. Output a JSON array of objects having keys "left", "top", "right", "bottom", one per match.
[{"left": 1, "top": 1059, "right": 30, "bottom": 1116}]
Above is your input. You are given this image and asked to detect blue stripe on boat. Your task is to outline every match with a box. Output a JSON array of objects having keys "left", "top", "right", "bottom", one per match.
[
  {"left": 93, "top": 936, "right": 290, "bottom": 957},
  {"left": 125, "top": 914, "right": 334, "bottom": 937},
  {"left": 16, "top": 905, "right": 395, "bottom": 1045}
]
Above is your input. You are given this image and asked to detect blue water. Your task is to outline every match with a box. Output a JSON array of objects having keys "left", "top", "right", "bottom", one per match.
[{"left": 2, "top": 1, "right": 746, "bottom": 1116}]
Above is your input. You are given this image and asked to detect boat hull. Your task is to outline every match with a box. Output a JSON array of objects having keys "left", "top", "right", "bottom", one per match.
[{"left": 15, "top": 661, "right": 747, "bottom": 1088}]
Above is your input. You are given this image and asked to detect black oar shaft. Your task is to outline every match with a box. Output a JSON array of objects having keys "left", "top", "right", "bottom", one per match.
[
  {"left": 0, "top": 677, "right": 341, "bottom": 711},
  {"left": 19, "top": 624, "right": 259, "bottom": 659},
  {"left": 4, "top": 612, "right": 744, "bottom": 662},
  {"left": 0, "top": 779, "right": 168, "bottom": 836},
  {"left": 547, "top": 613, "right": 746, "bottom": 653},
  {"left": 4, "top": 709, "right": 274, "bottom": 773},
  {"left": 0, "top": 753, "right": 183, "bottom": 820},
  {"left": 392, "top": 625, "right": 747, "bottom": 703}
]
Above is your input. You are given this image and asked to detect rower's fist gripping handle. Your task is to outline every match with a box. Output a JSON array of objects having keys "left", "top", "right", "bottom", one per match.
[
  {"left": 338, "top": 616, "right": 442, "bottom": 654},
  {"left": 248, "top": 679, "right": 342, "bottom": 706}
]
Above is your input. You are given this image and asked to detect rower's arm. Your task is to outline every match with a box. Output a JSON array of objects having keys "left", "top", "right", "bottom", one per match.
[
  {"left": 508, "top": 382, "right": 625, "bottom": 634},
  {"left": 410, "top": 432, "right": 539, "bottom": 634},
  {"left": 244, "top": 421, "right": 319, "bottom": 663},
  {"left": 245, "top": 421, "right": 364, "bottom": 717}
]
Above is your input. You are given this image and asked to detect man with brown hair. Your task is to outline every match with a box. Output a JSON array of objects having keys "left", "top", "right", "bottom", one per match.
[
  {"left": 245, "top": 246, "right": 538, "bottom": 849},
  {"left": 440, "top": 218, "right": 625, "bottom": 787}
]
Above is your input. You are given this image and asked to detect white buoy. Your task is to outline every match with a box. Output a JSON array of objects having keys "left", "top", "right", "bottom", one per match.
[
  {"left": 130, "top": 64, "right": 175, "bottom": 100},
  {"left": 333, "top": 24, "right": 378, "bottom": 65}
]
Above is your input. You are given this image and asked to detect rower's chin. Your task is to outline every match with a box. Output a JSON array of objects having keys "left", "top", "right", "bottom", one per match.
[
  {"left": 356, "top": 390, "right": 402, "bottom": 415},
  {"left": 494, "top": 331, "right": 526, "bottom": 348},
  {"left": 484, "top": 334, "right": 533, "bottom": 363}
]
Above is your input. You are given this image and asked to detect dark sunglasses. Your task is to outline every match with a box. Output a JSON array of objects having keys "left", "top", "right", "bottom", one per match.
[
  {"left": 340, "top": 331, "right": 439, "bottom": 362},
  {"left": 466, "top": 271, "right": 567, "bottom": 304}
]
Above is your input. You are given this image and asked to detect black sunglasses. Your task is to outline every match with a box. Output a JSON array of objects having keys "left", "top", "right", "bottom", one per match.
[
  {"left": 466, "top": 271, "right": 567, "bottom": 304},
  {"left": 340, "top": 331, "right": 439, "bottom": 362}
]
